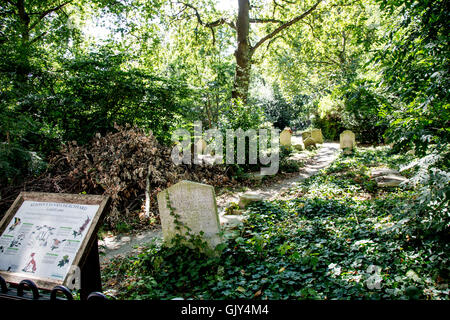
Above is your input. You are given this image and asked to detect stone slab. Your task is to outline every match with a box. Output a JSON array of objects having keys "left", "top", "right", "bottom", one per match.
[{"left": 157, "top": 180, "right": 222, "bottom": 249}]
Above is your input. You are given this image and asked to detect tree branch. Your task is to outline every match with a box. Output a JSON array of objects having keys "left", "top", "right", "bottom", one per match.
[
  {"left": 178, "top": 1, "right": 235, "bottom": 30},
  {"left": 255, "top": 34, "right": 283, "bottom": 63},
  {"left": 5, "top": 0, "right": 17, "bottom": 6},
  {"left": 252, "top": 0, "right": 323, "bottom": 52},
  {"left": 30, "top": 31, "right": 48, "bottom": 44},
  {"left": 28, "top": 0, "right": 73, "bottom": 31},
  {"left": 249, "top": 18, "right": 284, "bottom": 24},
  {"left": 303, "top": 18, "right": 326, "bottom": 45}
]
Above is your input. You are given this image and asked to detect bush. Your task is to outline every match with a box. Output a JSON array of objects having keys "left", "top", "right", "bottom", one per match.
[
  {"left": 312, "top": 83, "right": 387, "bottom": 143},
  {"left": 401, "top": 144, "right": 449, "bottom": 237},
  {"left": 312, "top": 111, "right": 344, "bottom": 141},
  {"left": 280, "top": 159, "right": 301, "bottom": 173},
  {"left": 342, "top": 82, "right": 388, "bottom": 144}
]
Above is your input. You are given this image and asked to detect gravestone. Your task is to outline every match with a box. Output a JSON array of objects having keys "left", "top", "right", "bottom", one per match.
[
  {"left": 301, "top": 131, "right": 311, "bottom": 141},
  {"left": 374, "top": 175, "right": 408, "bottom": 187},
  {"left": 301, "top": 129, "right": 322, "bottom": 145},
  {"left": 238, "top": 192, "right": 264, "bottom": 209},
  {"left": 371, "top": 168, "right": 400, "bottom": 178},
  {"left": 157, "top": 180, "right": 222, "bottom": 250},
  {"left": 340, "top": 130, "right": 356, "bottom": 153},
  {"left": 280, "top": 128, "right": 292, "bottom": 146},
  {"left": 311, "top": 128, "right": 323, "bottom": 144},
  {"left": 303, "top": 137, "right": 316, "bottom": 149},
  {"left": 371, "top": 168, "right": 408, "bottom": 187}
]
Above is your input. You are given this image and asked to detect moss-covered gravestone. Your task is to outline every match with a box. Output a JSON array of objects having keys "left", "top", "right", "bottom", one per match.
[
  {"left": 311, "top": 129, "right": 323, "bottom": 144},
  {"left": 303, "top": 137, "right": 316, "bottom": 149},
  {"left": 157, "top": 180, "right": 222, "bottom": 250},
  {"left": 280, "top": 128, "right": 292, "bottom": 146},
  {"left": 340, "top": 130, "right": 356, "bottom": 153}
]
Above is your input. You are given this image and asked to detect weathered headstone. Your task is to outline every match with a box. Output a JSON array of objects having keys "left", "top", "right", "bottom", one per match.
[
  {"left": 374, "top": 175, "right": 408, "bottom": 187},
  {"left": 301, "top": 131, "right": 311, "bottom": 141},
  {"left": 371, "top": 168, "right": 408, "bottom": 187},
  {"left": 371, "top": 168, "right": 400, "bottom": 178},
  {"left": 340, "top": 130, "right": 356, "bottom": 152},
  {"left": 157, "top": 180, "right": 222, "bottom": 249},
  {"left": 303, "top": 137, "right": 316, "bottom": 149},
  {"left": 280, "top": 128, "right": 293, "bottom": 146},
  {"left": 311, "top": 128, "right": 324, "bottom": 144},
  {"left": 301, "top": 128, "right": 322, "bottom": 143},
  {"left": 238, "top": 192, "right": 264, "bottom": 209}
]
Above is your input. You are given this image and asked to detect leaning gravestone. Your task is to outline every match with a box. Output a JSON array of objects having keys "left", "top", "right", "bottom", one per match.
[
  {"left": 238, "top": 192, "right": 265, "bottom": 209},
  {"left": 303, "top": 137, "right": 316, "bottom": 149},
  {"left": 311, "top": 128, "right": 324, "bottom": 144},
  {"left": 301, "top": 128, "right": 322, "bottom": 143},
  {"left": 301, "top": 130, "right": 310, "bottom": 141},
  {"left": 280, "top": 128, "right": 292, "bottom": 146},
  {"left": 340, "top": 130, "right": 356, "bottom": 153},
  {"left": 157, "top": 180, "right": 222, "bottom": 250}
]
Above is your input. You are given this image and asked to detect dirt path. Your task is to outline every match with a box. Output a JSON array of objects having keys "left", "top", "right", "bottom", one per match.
[
  {"left": 99, "top": 141, "right": 340, "bottom": 263},
  {"left": 216, "top": 142, "right": 340, "bottom": 208}
]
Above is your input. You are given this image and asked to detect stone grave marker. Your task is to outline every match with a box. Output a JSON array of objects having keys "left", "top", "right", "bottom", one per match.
[
  {"left": 311, "top": 128, "right": 323, "bottom": 144},
  {"left": 238, "top": 192, "right": 264, "bottom": 209},
  {"left": 301, "top": 131, "right": 309, "bottom": 141},
  {"left": 301, "top": 129, "right": 323, "bottom": 145},
  {"left": 340, "top": 130, "right": 356, "bottom": 152},
  {"left": 157, "top": 180, "right": 222, "bottom": 250},
  {"left": 280, "top": 128, "right": 292, "bottom": 146},
  {"left": 303, "top": 137, "right": 316, "bottom": 149},
  {"left": 371, "top": 168, "right": 408, "bottom": 187}
]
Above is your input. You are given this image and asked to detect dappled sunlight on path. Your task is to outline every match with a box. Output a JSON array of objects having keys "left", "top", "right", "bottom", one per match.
[{"left": 216, "top": 142, "right": 340, "bottom": 208}]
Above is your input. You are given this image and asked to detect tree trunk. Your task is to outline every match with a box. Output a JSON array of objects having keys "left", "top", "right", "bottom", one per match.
[
  {"left": 231, "top": 0, "right": 252, "bottom": 104},
  {"left": 16, "top": 0, "right": 31, "bottom": 84}
]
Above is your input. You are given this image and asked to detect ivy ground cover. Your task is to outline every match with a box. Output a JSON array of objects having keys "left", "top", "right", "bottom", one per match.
[{"left": 102, "top": 146, "right": 449, "bottom": 300}]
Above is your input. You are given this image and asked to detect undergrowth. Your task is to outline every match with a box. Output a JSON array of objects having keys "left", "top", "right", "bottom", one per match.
[{"left": 102, "top": 146, "right": 449, "bottom": 300}]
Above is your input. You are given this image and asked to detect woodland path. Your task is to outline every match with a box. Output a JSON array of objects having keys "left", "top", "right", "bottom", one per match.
[{"left": 99, "top": 141, "right": 340, "bottom": 264}]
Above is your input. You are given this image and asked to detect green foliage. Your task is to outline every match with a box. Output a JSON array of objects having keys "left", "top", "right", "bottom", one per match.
[
  {"left": 219, "top": 99, "right": 265, "bottom": 132},
  {"left": 279, "top": 145, "right": 302, "bottom": 173},
  {"left": 280, "top": 159, "right": 301, "bottom": 173},
  {"left": 312, "top": 110, "right": 345, "bottom": 142},
  {"left": 375, "top": 0, "right": 449, "bottom": 154},
  {"left": 372, "top": 0, "right": 450, "bottom": 238},
  {"left": 400, "top": 145, "right": 449, "bottom": 236},
  {"left": 341, "top": 81, "right": 388, "bottom": 144},
  {"left": 0, "top": 103, "right": 48, "bottom": 185},
  {"left": 0, "top": 142, "right": 31, "bottom": 186},
  {"left": 103, "top": 147, "right": 448, "bottom": 300},
  {"left": 252, "top": 84, "right": 311, "bottom": 130},
  {"left": 312, "top": 82, "right": 388, "bottom": 143},
  {"left": 52, "top": 49, "right": 190, "bottom": 144}
]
